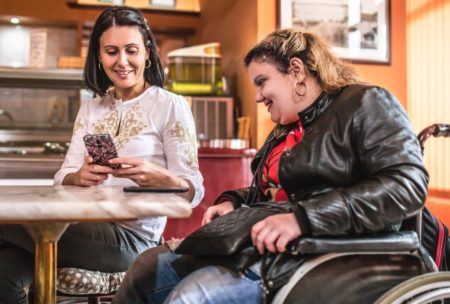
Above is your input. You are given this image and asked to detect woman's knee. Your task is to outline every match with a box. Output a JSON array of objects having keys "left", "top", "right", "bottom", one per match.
[
  {"left": 113, "top": 245, "right": 181, "bottom": 304},
  {"left": 58, "top": 223, "right": 153, "bottom": 271},
  {"left": 0, "top": 244, "right": 34, "bottom": 304},
  {"left": 165, "top": 265, "right": 261, "bottom": 304},
  {"left": 0, "top": 225, "right": 34, "bottom": 253}
]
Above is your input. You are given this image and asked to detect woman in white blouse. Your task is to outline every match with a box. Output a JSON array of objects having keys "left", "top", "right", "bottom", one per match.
[{"left": 0, "top": 6, "right": 203, "bottom": 303}]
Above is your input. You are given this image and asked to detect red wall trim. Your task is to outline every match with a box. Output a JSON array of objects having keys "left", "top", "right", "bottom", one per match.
[{"left": 429, "top": 189, "right": 450, "bottom": 199}]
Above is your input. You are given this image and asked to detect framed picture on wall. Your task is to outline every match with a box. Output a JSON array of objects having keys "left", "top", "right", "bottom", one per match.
[{"left": 278, "top": 0, "right": 391, "bottom": 64}]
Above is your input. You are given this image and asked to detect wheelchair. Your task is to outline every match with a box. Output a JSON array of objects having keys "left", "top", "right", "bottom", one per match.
[{"left": 272, "top": 124, "right": 450, "bottom": 304}]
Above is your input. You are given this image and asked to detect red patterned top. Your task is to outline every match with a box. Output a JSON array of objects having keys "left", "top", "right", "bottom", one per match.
[{"left": 260, "top": 121, "right": 304, "bottom": 201}]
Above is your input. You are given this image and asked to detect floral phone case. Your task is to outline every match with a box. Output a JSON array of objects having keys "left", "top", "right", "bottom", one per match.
[{"left": 83, "top": 134, "right": 121, "bottom": 169}]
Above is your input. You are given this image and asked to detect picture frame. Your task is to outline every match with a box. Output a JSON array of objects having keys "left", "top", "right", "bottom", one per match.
[{"left": 278, "top": 0, "right": 391, "bottom": 64}]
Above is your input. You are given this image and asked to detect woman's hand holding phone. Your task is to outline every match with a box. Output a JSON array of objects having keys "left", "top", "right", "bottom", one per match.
[
  {"left": 110, "top": 157, "right": 194, "bottom": 201},
  {"left": 82, "top": 155, "right": 115, "bottom": 186},
  {"left": 75, "top": 135, "right": 194, "bottom": 200},
  {"left": 83, "top": 134, "right": 122, "bottom": 169},
  {"left": 62, "top": 134, "right": 121, "bottom": 187},
  {"left": 110, "top": 157, "right": 171, "bottom": 186},
  {"left": 64, "top": 155, "right": 114, "bottom": 186}
]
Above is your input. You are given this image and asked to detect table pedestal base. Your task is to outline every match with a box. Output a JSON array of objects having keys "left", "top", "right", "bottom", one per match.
[{"left": 24, "top": 223, "right": 69, "bottom": 304}]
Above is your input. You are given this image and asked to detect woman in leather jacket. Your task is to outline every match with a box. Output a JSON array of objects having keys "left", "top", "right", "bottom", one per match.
[{"left": 113, "top": 29, "right": 428, "bottom": 304}]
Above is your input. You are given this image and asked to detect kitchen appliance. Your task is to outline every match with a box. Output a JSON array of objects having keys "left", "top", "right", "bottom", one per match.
[
  {"left": 186, "top": 96, "right": 234, "bottom": 140},
  {"left": 166, "top": 43, "right": 223, "bottom": 96},
  {"left": 0, "top": 67, "right": 82, "bottom": 181},
  {"left": 167, "top": 44, "right": 237, "bottom": 142}
]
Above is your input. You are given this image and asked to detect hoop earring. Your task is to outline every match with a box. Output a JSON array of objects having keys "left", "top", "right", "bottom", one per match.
[
  {"left": 145, "top": 59, "right": 151, "bottom": 69},
  {"left": 294, "top": 80, "right": 307, "bottom": 97},
  {"left": 98, "top": 62, "right": 102, "bottom": 71}
]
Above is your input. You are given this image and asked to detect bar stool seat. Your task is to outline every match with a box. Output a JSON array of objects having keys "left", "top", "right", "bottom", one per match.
[
  {"left": 57, "top": 267, "right": 125, "bottom": 295},
  {"left": 29, "top": 268, "right": 125, "bottom": 304}
]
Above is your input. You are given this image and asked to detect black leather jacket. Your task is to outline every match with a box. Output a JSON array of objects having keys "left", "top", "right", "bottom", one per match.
[{"left": 218, "top": 84, "right": 428, "bottom": 236}]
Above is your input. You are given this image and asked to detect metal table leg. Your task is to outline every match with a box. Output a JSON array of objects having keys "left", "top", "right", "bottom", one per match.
[{"left": 24, "top": 223, "right": 69, "bottom": 304}]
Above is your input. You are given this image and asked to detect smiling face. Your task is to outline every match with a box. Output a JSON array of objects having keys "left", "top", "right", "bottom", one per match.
[
  {"left": 99, "top": 25, "right": 148, "bottom": 100},
  {"left": 248, "top": 59, "right": 301, "bottom": 125}
]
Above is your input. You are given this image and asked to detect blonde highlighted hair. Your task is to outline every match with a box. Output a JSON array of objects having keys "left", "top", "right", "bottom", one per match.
[{"left": 244, "top": 28, "right": 363, "bottom": 94}]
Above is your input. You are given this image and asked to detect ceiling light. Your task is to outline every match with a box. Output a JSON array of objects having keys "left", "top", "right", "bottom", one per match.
[{"left": 10, "top": 17, "right": 20, "bottom": 25}]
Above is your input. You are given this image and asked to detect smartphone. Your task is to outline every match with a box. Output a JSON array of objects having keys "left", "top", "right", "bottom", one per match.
[
  {"left": 83, "top": 134, "right": 122, "bottom": 169},
  {"left": 123, "top": 186, "right": 189, "bottom": 193}
]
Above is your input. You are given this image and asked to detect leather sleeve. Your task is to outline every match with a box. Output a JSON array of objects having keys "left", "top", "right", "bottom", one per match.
[
  {"left": 213, "top": 187, "right": 255, "bottom": 208},
  {"left": 298, "top": 87, "right": 429, "bottom": 236}
]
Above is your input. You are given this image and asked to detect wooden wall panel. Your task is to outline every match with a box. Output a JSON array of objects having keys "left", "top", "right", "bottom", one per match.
[{"left": 407, "top": 0, "right": 450, "bottom": 193}]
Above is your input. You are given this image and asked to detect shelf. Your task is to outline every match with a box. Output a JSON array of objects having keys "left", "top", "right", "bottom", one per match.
[
  {"left": 0, "top": 67, "right": 84, "bottom": 89},
  {"left": 67, "top": 0, "right": 200, "bottom": 16},
  {"left": 0, "top": 129, "right": 72, "bottom": 143},
  {"left": 67, "top": 0, "right": 199, "bottom": 37}
]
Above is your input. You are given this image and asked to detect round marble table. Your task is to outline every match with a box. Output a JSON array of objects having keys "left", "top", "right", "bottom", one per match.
[{"left": 0, "top": 185, "right": 192, "bottom": 304}]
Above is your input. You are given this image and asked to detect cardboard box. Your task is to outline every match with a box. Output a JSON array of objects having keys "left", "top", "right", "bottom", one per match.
[
  {"left": 57, "top": 56, "right": 85, "bottom": 69},
  {"left": 124, "top": 0, "right": 151, "bottom": 8}
]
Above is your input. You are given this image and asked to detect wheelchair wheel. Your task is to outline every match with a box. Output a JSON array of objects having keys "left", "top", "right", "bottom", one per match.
[
  {"left": 273, "top": 252, "right": 429, "bottom": 304},
  {"left": 374, "top": 272, "right": 450, "bottom": 304}
]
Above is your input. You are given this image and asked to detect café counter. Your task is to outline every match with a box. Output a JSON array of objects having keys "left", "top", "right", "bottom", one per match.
[{"left": 164, "top": 147, "right": 256, "bottom": 239}]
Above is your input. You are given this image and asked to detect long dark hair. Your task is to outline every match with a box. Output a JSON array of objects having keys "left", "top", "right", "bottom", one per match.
[{"left": 84, "top": 6, "right": 164, "bottom": 96}]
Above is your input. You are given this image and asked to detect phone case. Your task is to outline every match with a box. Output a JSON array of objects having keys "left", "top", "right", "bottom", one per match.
[{"left": 83, "top": 134, "right": 121, "bottom": 169}]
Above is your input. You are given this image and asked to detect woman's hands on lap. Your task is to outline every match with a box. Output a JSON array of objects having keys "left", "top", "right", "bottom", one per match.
[
  {"left": 251, "top": 213, "right": 301, "bottom": 254},
  {"left": 201, "top": 201, "right": 234, "bottom": 225}
]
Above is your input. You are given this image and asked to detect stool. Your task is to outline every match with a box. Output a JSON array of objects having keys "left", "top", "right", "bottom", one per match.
[{"left": 29, "top": 267, "right": 125, "bottom": 304}]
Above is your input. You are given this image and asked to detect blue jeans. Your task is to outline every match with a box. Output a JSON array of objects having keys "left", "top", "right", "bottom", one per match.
[
  {"left": 113, "top": 245, "right": 262, "bottom": 304},
  {"left": 0, "top": 223, "right": 156, "bottom": 304}
]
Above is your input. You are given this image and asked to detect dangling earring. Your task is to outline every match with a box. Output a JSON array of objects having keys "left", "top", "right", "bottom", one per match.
[
  {"left": 294, "top": 80, "right": 307, "bottom": 96},
  {"left": 145, "top": 59, "right": 151, "bottom": 69}
]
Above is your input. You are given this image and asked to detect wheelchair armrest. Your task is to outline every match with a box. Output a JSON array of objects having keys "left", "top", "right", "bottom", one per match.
[{"left": 290, "top": 231, "right": 420, "bottom": 255}]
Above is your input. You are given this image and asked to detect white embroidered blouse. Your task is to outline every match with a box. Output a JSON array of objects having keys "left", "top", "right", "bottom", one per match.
[{"left": 54, "top": 86, "right": 204, "bottom": 241}]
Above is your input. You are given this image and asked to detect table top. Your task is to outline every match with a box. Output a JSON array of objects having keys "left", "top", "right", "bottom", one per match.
[{"left": 0, "top": 185, "right": 192, "bottom": 223}]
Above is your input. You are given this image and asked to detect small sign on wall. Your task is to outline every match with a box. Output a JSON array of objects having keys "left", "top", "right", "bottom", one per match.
[{"left": 29, "top": 29, "right": 47, "bottom": 68}]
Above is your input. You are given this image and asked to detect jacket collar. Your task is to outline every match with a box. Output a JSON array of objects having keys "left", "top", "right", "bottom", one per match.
[
  {"left": 252, "top": 88, "right": 340, "bottom": 172},
  {"left": 297, "top": 90, "right": 335, "bottom": 128}
]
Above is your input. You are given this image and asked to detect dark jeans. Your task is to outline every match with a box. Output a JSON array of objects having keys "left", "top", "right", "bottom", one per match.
[{"left": 0, "top": 223, "right": 156, "bottom": 304}]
